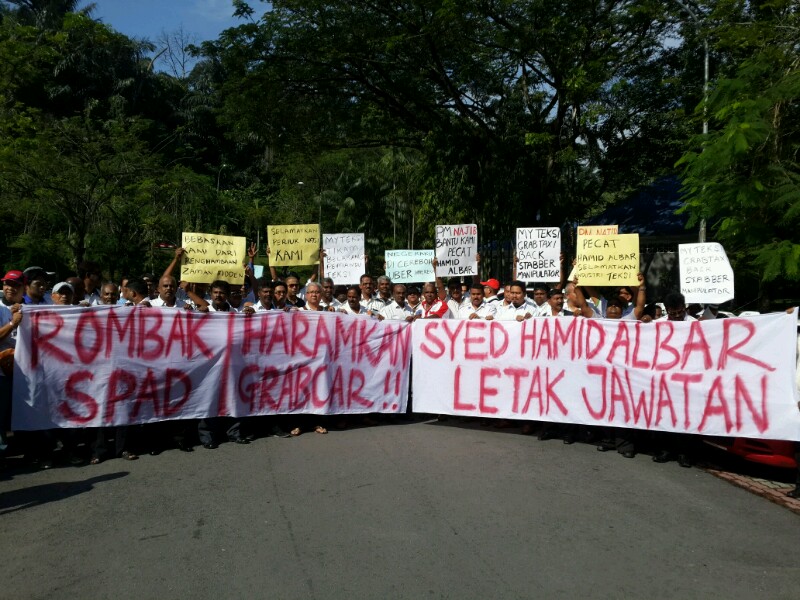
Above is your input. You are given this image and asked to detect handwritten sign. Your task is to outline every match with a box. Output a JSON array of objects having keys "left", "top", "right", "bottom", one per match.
[
  {"left": 268, "top": 224, "right": 320, "bottom": 266},
  {"left": 435, "top": 224, "right": 477, "bottom": 277},
  {"left": 574, "top": 233, "right": 639, "bottom": 286},
  {"left": 385, "top": 250, "right": 435, "bottom": 283},
  {"left": 679, "top": 243, "right": 735, "bottom": 304},
  {"left": 323, "top": 233, "right": 365, "bottom": 285},
  {"left": 577, "top": 225, "right": 618, "bottom": 236},
  {"left": 12, "top": 307, "right": 412, "bottom": 430},
  {"left": 516, "top": 228, "right": 560, "bottom": 281},
  {"left": 412, "top": 312, "right": 800, "bottom": 441},
  {"left": 180, "top": 232, "right": 246, "bottom": 284}
]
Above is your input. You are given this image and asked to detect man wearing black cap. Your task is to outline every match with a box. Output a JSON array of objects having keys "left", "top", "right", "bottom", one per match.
[{"left": 23, "top": 268, "right": 50, "bottom": 305}]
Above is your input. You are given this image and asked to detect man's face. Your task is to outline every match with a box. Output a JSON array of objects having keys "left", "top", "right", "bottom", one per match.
[
  {"left": 378, "top": 278, "right": 391, "bottom": 296},
  {"left": 229, "top": 287, "right": 244, "bottom": 308},
  {"left": 548, "top": 293, "right": 564, "bottom": 312},
  {"left": 666, "top": 305, "right": 686, "bottom": 321},
  {"left": 101, "top": 284, "right": 119, "bottom": 305},
  {"left": 533, "top": 288, "right": 547, "bottom": 305},
  {"left": 422, "top": 284, "right": 437, "bottom": 305},
  {"left": 258, "top": 286, "right": 273, "bottom": 306},
  {"left": 321, "top": 281, "right": 334, "bottom": 301},
  {"left": 211, "top": 286, "right": 227, "bottom": 307},
  {"left": 51, "top": 287, "right": 73, "bottom": 305},
  {"left": 286, "top": 277, "right": 300, "bottom": 298},
  {"left": 655, "top": 306, "right": 663, "bottom": 319},
  {"left": 305, "top": 286, "right": 321, "bottom": 306},
  {"left": 360, "top": 276, "right": 374, "bottom": 298},
  {"left": 510, "top": 285, "right": 526, "bottom": 307},
  {"left": 27, "top": 278, "right": 47, "bottom": 301},
  {"left": 273, "top": 285, "right": 287, "bottom": 306},
  {"left": 158, "top": 277, "right": 176, "bottom": 302},
  {"left": 483, "top": 285, "right": 496, "bottom": 298},
  {"left": 2, "top": 280, "right": 24, "bottom": 303},
  {"left": 347, "top": 288, "right": 361, "bottom": 311},
  {"left": 406, "top": 291, "right": 420, "bottom": 306},
  {"left": 470, "top": 288, "right": 484, "bottom": 307},
  {"left": 448, "top": 284, "right": 462, "bottom": 302},
  {"left": 142, "top": 277, "right": 155, "bottom": 297},
  {"left": 606, "top": 304, "right": 622, "bottom": 319},
  {"left": 392, "top": 285, "right": 406, "bottom": 306}
]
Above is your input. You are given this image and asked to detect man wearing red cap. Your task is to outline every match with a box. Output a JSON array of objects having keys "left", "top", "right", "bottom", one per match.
[
  {"left": 481, "top": 278, "right": 502, "bottom": 307},
  {"left": 0, "top": 270, "right": 25, "bottom": 459}
]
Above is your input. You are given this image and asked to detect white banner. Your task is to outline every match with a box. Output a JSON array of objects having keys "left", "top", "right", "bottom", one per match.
[
  {"left": 516, "top": 227, "right": 561, "bottom": 281},
  {"left": 385, "top": 250, "right": 435, "bottom": 283},
  {"left": 434, "top": 224, "right": 477, "bottom": 277},
  {"left": 679, "top": 243, "right": 735, "bottom": 304},
  {"left": 323, "top": 233, "right": 365, "bottom": 285},
  {"left": 12, "top": 306, "right": 411, "bottom": 430},
  {"left": 412, "top": 312, "right": 800, "bottom": 441}
]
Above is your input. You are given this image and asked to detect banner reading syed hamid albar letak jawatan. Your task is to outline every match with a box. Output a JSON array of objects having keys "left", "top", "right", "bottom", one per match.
[{"left": 412, "top": 311, "right": 800, "bottom": 441}]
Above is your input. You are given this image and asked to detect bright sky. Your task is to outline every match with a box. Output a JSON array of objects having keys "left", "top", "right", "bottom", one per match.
[{"left": 87, "top": 0, "right": 253, "bottom": 44}]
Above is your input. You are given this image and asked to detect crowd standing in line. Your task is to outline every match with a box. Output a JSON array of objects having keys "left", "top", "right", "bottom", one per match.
[{"left": 0, "top": 245, "right": 798, "bottom": 500}]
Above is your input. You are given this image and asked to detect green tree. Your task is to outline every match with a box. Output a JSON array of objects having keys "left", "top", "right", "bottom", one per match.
[{"left": 677, "top": 0, "right": 800, "bottom": 282}]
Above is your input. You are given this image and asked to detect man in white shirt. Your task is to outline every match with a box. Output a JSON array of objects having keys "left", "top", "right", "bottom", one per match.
[
  {"left": 359, "top": 274, "right": 386, "bottom": 315},
  {"left": 319, "top": 277, "right": 340, "bottom": 309},
  {"left": 243, "top": 277, "right": 275, "bottom": 313},
  {"left": 481, "top": 278, "right": 502, "bottom": 306},
  {"left": 340, "top": 286, "right": 370, "bottom": 316},
  {"left": 540, "top": 288, "right": 571, "bottom": 317},
  {"left": 459, "top": 283, "right": 497, "bottom": 320},
  {"left": 206, "top": 280, "right": 236, "bottom": 312},
  {"left": 378, "top": 284, "right": 416, "bottom": 321},
  {"left": 446, "top": 278, "right": 470, "bottom": 317},
  {"left": 496, "top": 280, "right": 534, "bottom": 321}
]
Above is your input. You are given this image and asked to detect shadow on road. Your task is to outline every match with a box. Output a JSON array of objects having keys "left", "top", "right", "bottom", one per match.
[{"left": 0, "top": 472, "right": 129, "bottom": 515}]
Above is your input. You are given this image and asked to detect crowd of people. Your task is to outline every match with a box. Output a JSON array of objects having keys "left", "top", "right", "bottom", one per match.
[{"left": 0, "top": 245, "right": 798, "bottom": 499}]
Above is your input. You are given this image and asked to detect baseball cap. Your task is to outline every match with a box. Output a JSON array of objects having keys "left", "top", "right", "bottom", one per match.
[
  {"left": 52, "top": 281, "right": 74, "bottom": 294},
  {"left": 480, "top": 278, "right": 500, "bottom": 291},
  {"left": 2, "top": 270, "right": 25, "bottom": 285},
  {"left": 23, "top": 266, "right": 48, "bottom": 282}
]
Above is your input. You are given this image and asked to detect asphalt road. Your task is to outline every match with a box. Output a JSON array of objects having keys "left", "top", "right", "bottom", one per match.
[{"left": 2, "top": 420, "right": 799, "bottom": 599}]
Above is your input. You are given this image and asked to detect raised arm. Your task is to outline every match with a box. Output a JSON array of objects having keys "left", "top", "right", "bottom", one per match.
[
  {"left": 632, "top": 271, "right": 646, "bottom": 320},
  {"left": 162, "top": 247, "right": 184, "bottom": 280}
]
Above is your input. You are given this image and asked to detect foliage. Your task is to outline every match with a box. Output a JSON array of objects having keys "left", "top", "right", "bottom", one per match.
[{"left": 677, "top": 0, "right": 800, "bottom": 282}]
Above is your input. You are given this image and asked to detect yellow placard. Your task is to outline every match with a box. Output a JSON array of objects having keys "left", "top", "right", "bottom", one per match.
[
  {"left": 576, "top": 224, "right": 618, "bottom": 236},
  {"left": 180, "top": 232, "right": 247, "bottom": 284},
  {"left": 575, "top": 233, "right": 639, "bottom": 286},
  {"left": 267, "top": 224, "right": 320, "bottom": 266}
]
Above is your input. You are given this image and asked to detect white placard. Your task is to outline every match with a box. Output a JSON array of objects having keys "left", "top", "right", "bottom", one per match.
[
  {"left": 516, "top": 227, "right": 561, "bottom": 281},
  {"left": 679, "top": 243, "right": 735, "bottom": 304},
  {"left": 323, "top": 233, "right": 365, "bottom": 285},
  {"left": 434, "top": 224, "right": 477, "bottom": 277},
  {"left": 385, "top": 250, "right": 435, "bottom": 283}
]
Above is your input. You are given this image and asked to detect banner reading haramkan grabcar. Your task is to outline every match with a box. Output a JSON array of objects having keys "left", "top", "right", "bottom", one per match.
[
  {"left": 12, "top": 306, "right": 411, "bottom": 430},
  {"left": 412, "top": 312, "right": 800, "bottom": 441}
]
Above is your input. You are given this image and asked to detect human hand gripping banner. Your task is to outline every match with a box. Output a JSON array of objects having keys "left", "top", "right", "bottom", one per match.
[
  {"left": 411, "top": 312, "right": 800, "bottom": 441},
  {"left": 12, "top": 306, "right": 411, "bottom": 430}
]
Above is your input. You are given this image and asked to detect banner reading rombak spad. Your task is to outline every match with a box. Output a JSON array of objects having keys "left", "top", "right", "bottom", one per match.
[
  {"left": 12, "top": 306, "right": 411, "bottom": 430},
  {"left": 412, "top": 311, "right": 800, "bottom": 441}
]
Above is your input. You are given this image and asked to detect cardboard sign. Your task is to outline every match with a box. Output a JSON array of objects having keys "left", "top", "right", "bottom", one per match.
[
  {"left": 574, "top": 233, "right": 639, "bottom": 286},
  {"left": 679, "top": 243, "right": 735, "bottom": 304},
  {"left": 516, "top": 228, "right": 561, "bottom": 281},
  {"left": 434, "top": 224, "right": 477, "bottom": 277},
  {"left": 323, "top": 233, "right": 365, "bottom": 285},
  {"left": 180, "top": 232, "right": 246, "bottom": 284},
  {"left": 577, "top": 225, "right": 618, "bottom": 236},
  {"left": 268, "top": 224, "right": 320, "bottom": 266},
  {"left": 411, "top": 312, "right": 800, "bottom": 441},
  {"left": 385, "top": 250, "right": 435, "bottom": 283}
]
